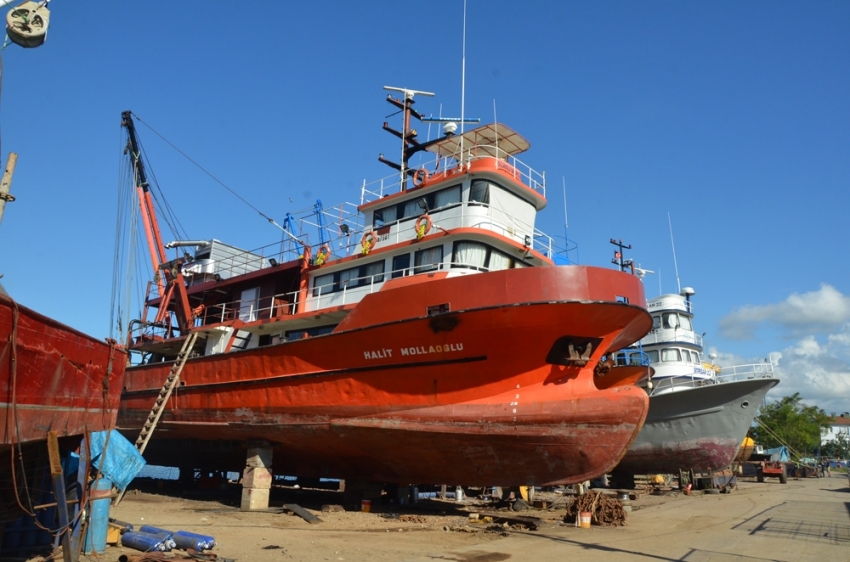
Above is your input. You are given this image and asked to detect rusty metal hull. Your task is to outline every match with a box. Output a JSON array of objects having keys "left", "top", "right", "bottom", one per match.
[
  {"left": 1, "top": 295, "right": 127, "bottom": 521},
  {"left": 1, "top": 295, "right": 127, "bottom": 450},
  {"left": 120, "top": 266, "right": 652, "bottom": 486},
  {"left": 614, "top": 378, "right": 779, "bottom": 475}
]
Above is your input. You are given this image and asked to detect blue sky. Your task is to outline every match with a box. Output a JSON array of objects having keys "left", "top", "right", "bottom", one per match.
[{"left": 0, "top": 1, "right": 847, "bottom": 414}]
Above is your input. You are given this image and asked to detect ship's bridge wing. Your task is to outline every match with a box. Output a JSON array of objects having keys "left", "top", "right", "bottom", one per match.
[{"left": 425, "top": 123, "right": 530, "bottom": 160}]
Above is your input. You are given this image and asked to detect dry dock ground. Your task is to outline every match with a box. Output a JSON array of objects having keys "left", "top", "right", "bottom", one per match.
[{"left": 102, "top": 474, "right": 849, "bottom": 562}]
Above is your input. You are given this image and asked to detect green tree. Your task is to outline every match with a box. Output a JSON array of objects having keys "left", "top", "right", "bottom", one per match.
[
  {"left": 821, "top": 432, "right": 850, "bottom": 459},
  {"left": 748, "top": 393, "right": 832, "bottom": 456}
]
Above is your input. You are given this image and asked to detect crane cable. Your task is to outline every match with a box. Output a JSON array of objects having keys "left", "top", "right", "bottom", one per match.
[{"left": 130, "top": 112, "right": 282, "bottom": 229}]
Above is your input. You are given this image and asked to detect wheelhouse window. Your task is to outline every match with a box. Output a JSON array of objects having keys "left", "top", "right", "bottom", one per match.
[
  {"left": 414, "top": 246, "right": 444, "bottom": 274},
  {"left": 392, "top": 253, "right": 410, "bottom": 278},
  {"left": 646, "top": 350, "right": 659, "bottom": 363},
  {"left": 312, "top": 260, "right": 386, "bottom": 296},
  {"left": 662, "top": 312, "right": 692, "bottom": 331},
  {"left": 651, "top": 315, "right": 661, "bottom": 330},
  {"left": 661, "top": 348, "right": 681, "bottom": 362},
  {"left": 469, "top": 180, "right": 490, "bottom": 204},
  {"left": 372, "top": 184, "right": 462, "bottom": 227},
  {"left": 691, "top": 351, "right": 701, "bottom": 363},
  {"left": 451, "top": 241, "right": 530, "bottom": 271}
]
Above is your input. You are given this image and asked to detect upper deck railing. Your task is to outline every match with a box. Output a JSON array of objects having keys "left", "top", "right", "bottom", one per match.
[
  {"left": 640, "top": 329, "right": 704, "bottom": 347},
  {"left": 360, "top": 149, "right": 545, "bottom": 204},
  {"left": 647, "top": 361, "right": 776, "bottom": 396}
]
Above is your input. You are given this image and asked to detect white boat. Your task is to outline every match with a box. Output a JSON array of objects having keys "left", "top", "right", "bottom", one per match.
[{"left": 610, "top": 288, "right": 779, "bottom": 480}]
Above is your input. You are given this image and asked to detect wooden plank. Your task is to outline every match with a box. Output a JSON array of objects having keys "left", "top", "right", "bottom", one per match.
[{"left": 283, "top": 504, "right": 323, "bottom": 524}]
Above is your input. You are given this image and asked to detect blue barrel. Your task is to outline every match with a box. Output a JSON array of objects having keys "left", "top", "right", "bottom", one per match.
[
  {"left": 172, "top": 531, "right": 215, "bottom": 551},
  {"left": 82, "top": 478, "right": 112, "bottom": 554},
  {"left": 137, "top": 525, "right": 173, "bottom": 539},
  {"left": 120, "top": 531, "right": 174, "bottom": 552},
  {"left": 138, "top": 525, "right": 215, "bottom": 550}
]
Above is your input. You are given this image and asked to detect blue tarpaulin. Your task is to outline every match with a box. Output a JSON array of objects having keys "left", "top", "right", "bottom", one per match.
[
  {"left": 764, "top": 446, "right": 790, "bottom": 462},
  {"left": 89, "top": 430, "right": 146, "bottom": 491}
]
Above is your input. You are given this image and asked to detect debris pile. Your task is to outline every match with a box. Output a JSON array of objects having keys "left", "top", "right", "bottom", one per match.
[{"left": 564, "top": 490, "right": 627, "bottom": 527}]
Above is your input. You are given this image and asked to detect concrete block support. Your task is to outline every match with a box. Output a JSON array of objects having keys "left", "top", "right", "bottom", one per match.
[
  {"left": 241, "top": 488, "right": 270, "bottom": 511},
  {"left": 241, "top": 446, "right": 273, "bottom": 511},
  {"left": 246, "top": 447, "right": 273, "bottom": 468},
  {"left": 243, "top": 467, "right": 273, "bottom": 489}
]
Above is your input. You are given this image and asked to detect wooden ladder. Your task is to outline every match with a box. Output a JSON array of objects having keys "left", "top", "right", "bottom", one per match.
[{"left": 134, "top": 331, "right": 198, "bottom": 454}]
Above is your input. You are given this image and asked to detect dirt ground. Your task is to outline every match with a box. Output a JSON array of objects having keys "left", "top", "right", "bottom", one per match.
[{"left": 13, "top": 471, "right": 850, "bottom": 562}]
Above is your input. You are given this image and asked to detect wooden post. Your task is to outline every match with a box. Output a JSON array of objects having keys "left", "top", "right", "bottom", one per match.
[
  {"left": 0, "top": 152, "right": 19, "bottom": 227},
  {"left": 47, "top": 431, "right": 74, "bottom": 562}
]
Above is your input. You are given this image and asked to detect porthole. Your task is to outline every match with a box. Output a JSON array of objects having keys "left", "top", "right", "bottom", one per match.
[{"left": 741, "top": 401, "right": 750, "bottom": 409}]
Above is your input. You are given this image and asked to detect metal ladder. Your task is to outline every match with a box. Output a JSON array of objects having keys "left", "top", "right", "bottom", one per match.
[{"left": 134, "top": 331, "right": 198, "bottom": 454}]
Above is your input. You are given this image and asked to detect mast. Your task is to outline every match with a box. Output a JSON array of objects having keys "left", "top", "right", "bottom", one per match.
[
  {"left": 378, "top": 87, "right": 433, "bottom": 190},
  {"left": 377, "top": 87, "right": 478, "bottom": 191},
  {"left": 122, "top": 111, "right": 167, "bottom": 296},
  {"left": 121, "top": 111, "right": 192, "bottom": 336}
]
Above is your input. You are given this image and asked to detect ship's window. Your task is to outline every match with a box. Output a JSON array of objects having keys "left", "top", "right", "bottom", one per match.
[
  {"left": 339, "top": 268, "right": 359, "bottom": 289},
  {"left": 414, "top": 245, "right": 444, "bottom": 274},
  {"left": 403, "top": 199, "right": 421, "bottom": 218},
  {"left": 312, "top": 260, "right": 386, "bottom": 295},
  {"left": 451, "top": 240, "right": 528, "bottom": 271},
  {"left": 661, "top": 348, "right": 681, "bottom": 362},
  {"left": 373, "top": 206, "right": 398, "bottom": 228},
  {"left": 691, "top": 351, "right": 701, "bottom": 363},
  {"left": 679, "top": 314, "right": 692, "bottom": 331},
  {"left": 454, "top": 242, "right": 488, "bottom": 269},
  {"left": 663, "top": 313, "right": 680, "bottom": 329},
  {"left": 469, "top": 180, "right": 490, "bottom": 204},
  {"left": 489, "top": 251, "right": 511, "bottom": 271},
  {"left": 434, "top": 185, "right": 461, "bottom": 209},
  {"left": 392, "top": 253, "right": 410, "bottom": 278},
  {"left": 313, "top": 273, "right": 335, "bottom": 296},
  {"left": 616, "top": 352, "right": 627, "bottom": 366},
  {"left": 372, "top": 184, "right": 463, "bottom": 227},
  {"left": 652, "top": 315, "right": 661, "bottom": 330},
  {"left": 683, "top": 350, "right": 693, "bottom": 364},
  {"left": 285, "top": 324, "right": 336, "bottom": 340},
  {"left": 629, "top": 352, "right": 644, "bottom": 365},
  {"left": 363, "top": 261, "right": 385, "bottom": 285},
  {"left": 646, "top": 350, "right": 659, "bottom": 363}
]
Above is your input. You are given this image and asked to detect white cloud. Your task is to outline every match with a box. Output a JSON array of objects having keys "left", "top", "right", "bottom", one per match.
[{"left": 719, "top": 284, "right": 850, "bottom": 340}]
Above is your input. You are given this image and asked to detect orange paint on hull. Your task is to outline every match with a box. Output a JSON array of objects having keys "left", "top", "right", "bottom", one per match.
[{"left": 120, "top": 266, "right": 651, "bottom": 485}]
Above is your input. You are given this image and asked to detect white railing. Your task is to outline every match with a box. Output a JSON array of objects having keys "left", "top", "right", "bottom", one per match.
[
  {"left": 647, "top": 361, "right": 776, "bottom": 396},
  {"left": 458, "top": 145, "right": 546, "bottom": 196},
  {"left": 359, "top": 149, "right": 546, "bottom": 204},
  {"left": 199, "top": 289, "right": 301, "bottom": 326},
  {"left": 641, "top": 329, "right": 704, "bottom": 347},
  {"left": 361, "top": 201, "right": 557, "bottom": 260},
  {"left": 715, "top": 361, "right": 776, "bottom": 383}
]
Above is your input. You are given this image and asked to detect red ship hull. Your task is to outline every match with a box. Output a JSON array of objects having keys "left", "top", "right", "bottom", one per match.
[
  {"left": 1, "top": 295, "right": 127, "bottom": 520},
  {"left": 1, "top": 296, "right": 126, "bottom": 448},
  {"left": 120, "top": 266, "right": 652, "bottom": 485}
]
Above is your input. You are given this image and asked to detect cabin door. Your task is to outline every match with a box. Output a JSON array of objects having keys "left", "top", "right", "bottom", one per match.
[{"left": 239, "top": 287, "right": 260, "bottom": 322}]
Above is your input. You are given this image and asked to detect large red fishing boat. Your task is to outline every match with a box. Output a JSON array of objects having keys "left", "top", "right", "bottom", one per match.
[{"left": 117, "top": 88, "right": 652, "bottom": 486}]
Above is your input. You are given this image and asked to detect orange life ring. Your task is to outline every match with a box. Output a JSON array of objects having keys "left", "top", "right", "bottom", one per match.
[
  {"left": 315, "top": 244, "right": 331, "bottom": 266},
  {"left": 414, "top": 214, "right": 433, "bottom": 240},
  {"left": 413, "top": 168, "right": 429, "bottom": 187},
  {"left": 361, "top": 230, "right": 377, "bottom": 255}
]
